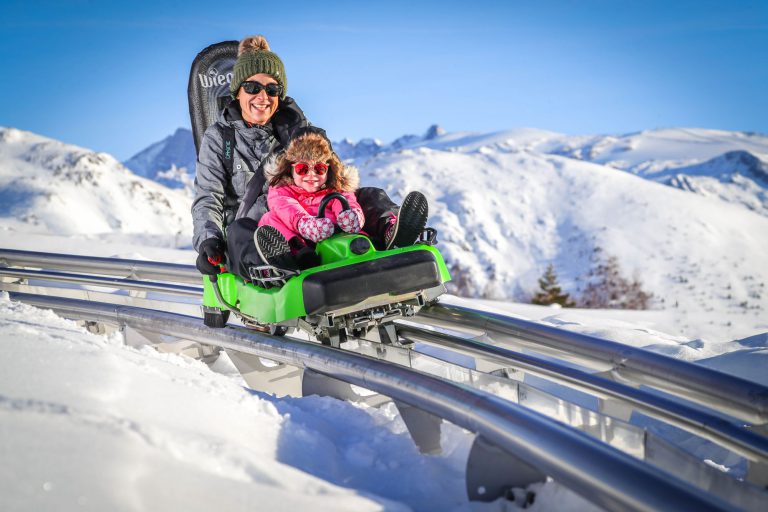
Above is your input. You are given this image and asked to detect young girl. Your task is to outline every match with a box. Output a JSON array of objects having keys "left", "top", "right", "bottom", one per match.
[{"left": 255, "top": 132, "right": 365, "bottom": 270}]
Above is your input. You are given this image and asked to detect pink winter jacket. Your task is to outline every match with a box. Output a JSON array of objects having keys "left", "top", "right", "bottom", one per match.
[{"left": 266, "top": 184, "right": 365, "bottom": 231}]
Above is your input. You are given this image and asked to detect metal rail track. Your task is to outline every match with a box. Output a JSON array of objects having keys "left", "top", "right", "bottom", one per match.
[
  {"left": 2, "top": 249, "right": 767, "bottom": 509},
  {"left": 3, "top": 250, "right": 766, "bottom": 425},
  {"left": 395, "top": 322, "right": 768, "bottom": 463},
  {"left": 417, "top": 303, "right": 768, "bottom": 426},
  {"left": 4, "top": 292, "right": 739, "bottom": 512},
  {"left": 0, "top": 248, "right": 199, "bottom": 284},
  {"left": 3, "top": 248, "right": 765, "bottom": 427}
]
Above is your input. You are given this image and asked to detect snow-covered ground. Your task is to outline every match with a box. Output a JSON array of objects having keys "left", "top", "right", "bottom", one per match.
[
  {"left": 0, "top": 292, "right": 608, "bottom": 512},
  {"left": 2, "top": 282, "right": 765, "bottom": 511},
  {"left": 1, "top": 124, "right": 767, "bottom": 511}
]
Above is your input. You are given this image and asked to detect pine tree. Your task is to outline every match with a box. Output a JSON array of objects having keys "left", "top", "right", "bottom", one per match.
[
  {"left": 531, "top": 264, "right": 575, "bottom": 307},
  {"left": 579, "top": 255, "right": 652, "bottom": 309}
]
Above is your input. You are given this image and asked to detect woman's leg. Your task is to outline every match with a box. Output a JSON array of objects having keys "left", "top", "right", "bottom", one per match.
[
  {"left": 355, "top": 187, "right": 398, "bottom": 249},
  {"left": 225, "top": 218, "right": 262, "bottom": 279}
]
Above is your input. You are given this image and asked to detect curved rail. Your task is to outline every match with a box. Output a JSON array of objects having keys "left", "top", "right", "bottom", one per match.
[
  {"left": 397, "top": 322, "right": 768, "bottom": 463},
  {"left": 2, "top": 251, "right": 767, "bottom": 455},
  {"left": 6, "top": 292, "right": 735, "bottom": 512},
  {"left": 418, "top": 303, "right": 768, "bottom": 426},
  {"left": 3, "top": 249, "right": 766, "bottom": 423},
  {"left": 6, "top": 247, "right": 764, "bottom": 425}
]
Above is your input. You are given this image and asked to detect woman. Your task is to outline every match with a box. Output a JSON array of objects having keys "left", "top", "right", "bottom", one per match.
[{"left": 192, "top": 35, "right": 426, "bottom": 278}]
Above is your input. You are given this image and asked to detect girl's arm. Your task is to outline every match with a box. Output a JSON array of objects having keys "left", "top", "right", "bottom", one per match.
[{"left": 267, "top": 186, "right": 312, "bottom": 228}]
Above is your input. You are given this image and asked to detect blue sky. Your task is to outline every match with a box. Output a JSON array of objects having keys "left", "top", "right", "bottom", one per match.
[{"left": 1, "top": 0, "right": 766, "bottom": 160}]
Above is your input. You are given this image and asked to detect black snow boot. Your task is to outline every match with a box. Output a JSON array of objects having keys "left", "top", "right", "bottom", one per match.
[
  {"left": 254, "top": 226, "right": 298, "bottom": 272},
  {"left": 385, "top": 191, "right": 429, "bottom": 249}
]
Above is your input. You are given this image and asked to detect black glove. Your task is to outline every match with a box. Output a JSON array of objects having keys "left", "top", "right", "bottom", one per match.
[{"left": 196, "top": 238, "right": 225, "bottom": 275}]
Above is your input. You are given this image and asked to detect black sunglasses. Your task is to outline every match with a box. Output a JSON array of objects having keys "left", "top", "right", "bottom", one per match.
[{"left": 240, "top": 81, "right": 283, "bottom": 97}]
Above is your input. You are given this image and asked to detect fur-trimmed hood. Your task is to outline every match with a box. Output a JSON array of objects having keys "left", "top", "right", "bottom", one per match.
[{"left": 264, "top": 132, "right": 359, "bottom": 192}]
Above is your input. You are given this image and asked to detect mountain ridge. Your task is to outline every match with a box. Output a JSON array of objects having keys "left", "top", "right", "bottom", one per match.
[
  {"left": 122, "top": 125, "right": 768, "bottom": 218},
  {"left": 0, "top": 127, "right": 192, "bottom": 239},
  {"left": 123, "top": 127, "right": 196, "bottom": 189},
  {"left": 4, "top": 124, "right": 767, "bottom": 340}
]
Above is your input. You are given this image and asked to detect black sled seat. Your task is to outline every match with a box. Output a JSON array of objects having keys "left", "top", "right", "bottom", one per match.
[
  {"left": 188, "top": 40, "right": 238, "bottom": 153},
  {"left": 302, "top": 250, "right": 443, "bottom": 316}
]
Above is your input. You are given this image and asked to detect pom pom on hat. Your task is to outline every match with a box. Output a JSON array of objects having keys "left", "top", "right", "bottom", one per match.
[{"left": 238, "top": 35, "right": 270, "bottom": 54}]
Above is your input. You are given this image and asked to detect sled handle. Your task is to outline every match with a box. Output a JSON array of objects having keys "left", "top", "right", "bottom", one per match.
[{"left": 317, "top": 192, "right": 350, "bottom": 218}]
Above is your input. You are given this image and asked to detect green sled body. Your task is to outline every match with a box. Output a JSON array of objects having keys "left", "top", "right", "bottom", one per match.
[{"left": 202, "top": 233, "right": 451, "bottom": 334}]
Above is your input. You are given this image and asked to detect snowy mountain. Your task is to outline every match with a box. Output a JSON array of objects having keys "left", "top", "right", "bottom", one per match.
[
  {"left": 123, "top": 127, "right": 196, "bottom": 191},
  {"left": 335, "top": 124, "right": 448, "bottom": 161},
  {"left": 358, "top": 138, "right": 768, "bottom": 334},
  {"left": 127, "top": 125, "right": 768, "bottom": 217},
  {"left": 128, "top": 124, "right": 450, "bottom": 182},
  {"left": 338, "top": 126, "right": 768, "bottom": 215},
  {"left": 125, "top": 122, "right": 767, "bottom": 339},
  {"left": 0, "top": 127, "right": 192, "bottom": 241},
  {"left": 541, "top": 128, "right": 768, "bottom": 171},
  {"left": 536, "top": 128, "right": 768, "bottom": 218},
  {"left": 647, "top": 150, "right": 768, "bottom": 215},
  {"left": 334, "top": 137, "right": 385, "bottom": 161}
]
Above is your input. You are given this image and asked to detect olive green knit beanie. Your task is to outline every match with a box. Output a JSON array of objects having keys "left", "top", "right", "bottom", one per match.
[{"left": 230, "top": 35, "right": 287, "bottom": 100}]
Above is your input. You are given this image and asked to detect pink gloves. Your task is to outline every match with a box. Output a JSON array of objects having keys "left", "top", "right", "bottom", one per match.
[
  {"left": 298, "top": 216, "right": 334, "bottom": 243},
  {"left": 336, "top": 210, "right": 362, "bottom": 233},
  {"left": 298, "top": 210, "right": 362, "bottom": 243}
]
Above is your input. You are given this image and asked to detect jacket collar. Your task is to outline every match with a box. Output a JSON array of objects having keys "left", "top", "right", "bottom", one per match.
[{"left": 286, "top": 183, "right": 330, "bottom": 197}]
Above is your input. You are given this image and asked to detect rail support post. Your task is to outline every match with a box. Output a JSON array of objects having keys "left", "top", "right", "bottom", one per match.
[
  {"left": 227, "top": 350, "right": 302, "bottom": 397},
  {"left": 301, "top": 369, "right": 389, "bottom": 407},
  {"left": 465, "top": 435, "right": 547, "bottom": 502},
  {"left": 746, "top": 458, "right": 768, "bottom": 488},
  {"left": 394, "top": 400, "right": 443, "bottom": 454},
  {"left": 598, "top": 397, "right": 635, "bottom": 422}
]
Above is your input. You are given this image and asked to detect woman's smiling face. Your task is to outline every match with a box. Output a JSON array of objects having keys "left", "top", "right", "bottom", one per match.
[{"left": 238, "top": 73, "right": 279, "bottom": 125}]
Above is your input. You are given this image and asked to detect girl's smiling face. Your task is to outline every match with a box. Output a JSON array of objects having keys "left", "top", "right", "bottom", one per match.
[{"left": 292, "top": 161, "right": 329, "bottom": 193}]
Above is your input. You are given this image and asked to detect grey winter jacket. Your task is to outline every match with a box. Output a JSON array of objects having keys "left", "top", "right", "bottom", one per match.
[{"left": 191, "top": 97, "right": 322, "bottom": 251}]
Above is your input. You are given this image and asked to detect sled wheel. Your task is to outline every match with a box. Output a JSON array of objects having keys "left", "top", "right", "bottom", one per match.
[
  {"left": 269, "top": 325, "right": 288, "bottom": 337},
  {"left": 203, "top": 308, "right": 230, "bottom": 328}
]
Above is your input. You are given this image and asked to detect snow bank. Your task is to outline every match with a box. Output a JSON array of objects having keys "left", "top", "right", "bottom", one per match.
[
  {"left": 0, "top": 295, "right": 399, "bottom": 511},
  {"left": 0, "top": 293, "right": 620, "bottom": 512}
]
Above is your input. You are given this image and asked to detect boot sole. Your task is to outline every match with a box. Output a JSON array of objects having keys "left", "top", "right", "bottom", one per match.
[
  {"left": 387, "top": 191, "right": 428, "bottom": 249},
  {"left": 255, "top": 226, "right": 292, "bottom": 269}
]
